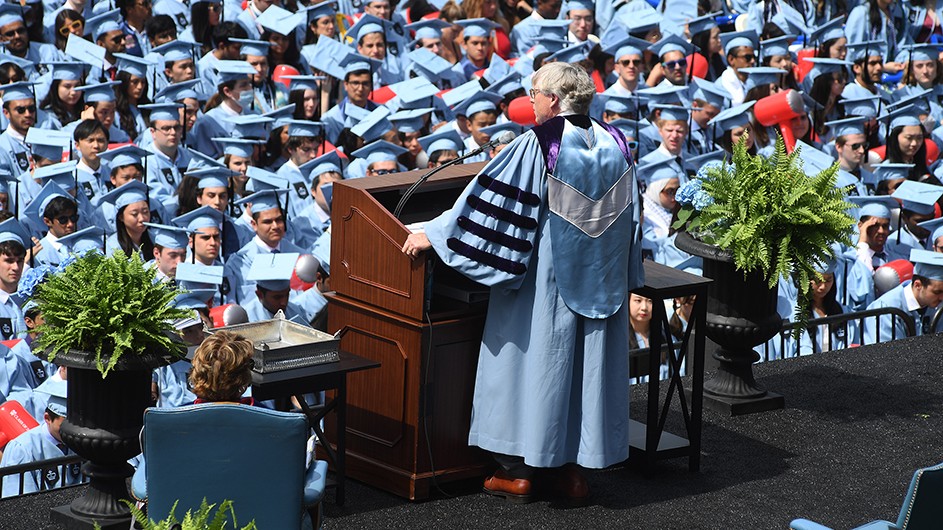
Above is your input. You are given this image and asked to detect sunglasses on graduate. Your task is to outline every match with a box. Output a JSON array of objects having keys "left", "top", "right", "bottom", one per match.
[
  {"left": 11, "top": 105, "right": 35, "bottom": 115},
  {"left": 619, "top": 59, "right": 642, "bottom": 67},
  {"left": 663, "top": 58, "right": 687, "bottom": 70},
  {"left": 55, "top": 214, "right": 79, "bottom": 225}
]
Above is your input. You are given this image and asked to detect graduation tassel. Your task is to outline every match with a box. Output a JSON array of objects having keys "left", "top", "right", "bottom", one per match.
[{"left": 14, "top": 181, "right": 19, "bottom": 219}]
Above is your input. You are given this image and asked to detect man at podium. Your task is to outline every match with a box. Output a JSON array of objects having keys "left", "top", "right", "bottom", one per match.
[{"left": 403, "top": 62, "right": 643, "bottom": 504}]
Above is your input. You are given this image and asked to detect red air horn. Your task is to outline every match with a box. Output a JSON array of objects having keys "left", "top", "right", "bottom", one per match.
[{"left": 753, "top": 89, "right": 805, "bottom": 152}]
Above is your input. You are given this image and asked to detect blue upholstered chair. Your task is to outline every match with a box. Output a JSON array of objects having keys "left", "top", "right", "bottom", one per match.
[
  {"left": 130, "top": 404, "right": 329, "bottom": 529},
  {"left": 790, "top": 462, "right": 943, "bottom": 530}
]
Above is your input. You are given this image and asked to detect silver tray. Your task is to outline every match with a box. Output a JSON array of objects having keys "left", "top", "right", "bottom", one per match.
[{"left": 209, "top": 311, "right": 340, "bottom": 373}]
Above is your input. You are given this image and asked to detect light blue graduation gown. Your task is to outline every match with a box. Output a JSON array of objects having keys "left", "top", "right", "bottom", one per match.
[
  {"left": 885, "top": 227, "right": 923, "bottom": 262},
  {"left": 845, "top": 3, "right": 909, "bottom": 63},
  {"left": 223, "top": 237, "right": 306, "bottom": 304},
  {"left": 33, "top": 235, "right": 69, "bottom": 269},
  {"left": 292, "top": 202, "right": 330, "bottom": 251},
  {"left": 190, "top": 106, "right": 239, "bottom": 160},
  {"left": 798, "top": 308, "right": 859, "bottom": 355},
  {"left": 155, "top": 360, "right": 196, "bottom": 408},
  {"left": 0, "top": 423, "right": 82, "bottom": 497},
  {"left": 0, "top": 131, "right": 31, "bottom": 176},
  {"left": 508, "top": 14, "right": 542, "bottom": 58},
  {"left": 275, "top": 162, "right": 315, "bottom": 220},
  {"left": 423, "top": 118, "right": 642, "bottom": 468},
  {"left": 242, "top": 295, "right": 309, "bottom": 324},
  {"left": 863, "top": 281, "right": 922, "bottom": 345},
  {"left": 145, "top": 149, "right": 191, "bottom": 216}
]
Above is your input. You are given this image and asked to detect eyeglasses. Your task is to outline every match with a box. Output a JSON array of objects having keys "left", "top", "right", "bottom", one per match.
[
  {"left": 110, "top": 34, "right": 125, "bottom": 44},
  {"left": 371, "top": 168, "right": 396, "bottom": 175},
  {"left": 55, "top": 214, "right": 80, "bottom": 225},
  {"left": 58, "top": 20, "right": 83, "bottom": 37},
  {"left": 12, "top": 104, "right": 35, "bottom": 115},
  {"left": 619, "top": 59, "right": 642, "bottom": 67},
  {"left": 156, "top": 124, "right": 183, "bottom": 133},
  {"left": 735, "top": 53, "right": 756, "bottom": 62},
  {"left": 661, "top": 187, "right": 679, "bottom": 197},
  {"left": 1, "top": 26, "right": 26, "bottom": 39},
  {"left": 663, "top": 58, "right": 687, "bottom": 70},
  {"left": 849, "top": 142, "right": 869, "bottom": 151},
  {"left": 345, "top": 80, "right": 371, "bottom": 88}
]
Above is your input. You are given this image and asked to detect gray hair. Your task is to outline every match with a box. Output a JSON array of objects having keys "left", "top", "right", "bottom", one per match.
[{"left": 532, "top": 62, "right": 596, "bottom": 116}]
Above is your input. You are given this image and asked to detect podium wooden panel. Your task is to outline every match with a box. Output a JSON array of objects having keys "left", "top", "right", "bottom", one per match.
[{"left": 326, "top": 163, "right": 493, "bottom": 500}]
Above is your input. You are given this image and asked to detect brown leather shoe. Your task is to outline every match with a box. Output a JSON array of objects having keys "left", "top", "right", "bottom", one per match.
[
  {"left": 541, "top": 464, "right": 590, "bottom": 506},
  {"left": 483, "top": 469, "right": 534, "bottom": 503}
]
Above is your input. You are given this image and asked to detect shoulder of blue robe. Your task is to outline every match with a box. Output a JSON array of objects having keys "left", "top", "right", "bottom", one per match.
[
  {"left": 425, "top": 129, "right": 545, "bottom": 290},
  {"left": 546, "top": 118, "right": 641, "bottom": 318}
]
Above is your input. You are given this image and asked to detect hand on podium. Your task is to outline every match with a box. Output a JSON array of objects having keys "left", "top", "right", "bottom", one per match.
[{"left": 402, "top": 233, "right": 431, "bottom": 259}]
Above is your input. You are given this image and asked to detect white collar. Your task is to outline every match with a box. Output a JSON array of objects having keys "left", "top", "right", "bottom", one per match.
[
  {"left": 252, "top": 235, "right": 279, "bottom": 253},
  {"left": 905, "top": 280, "right": 922, "bottom": 312}
]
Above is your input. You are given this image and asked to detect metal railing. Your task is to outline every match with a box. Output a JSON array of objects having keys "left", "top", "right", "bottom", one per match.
[{"left": 0, "top": 453, "right": 87, "bottom": 498}]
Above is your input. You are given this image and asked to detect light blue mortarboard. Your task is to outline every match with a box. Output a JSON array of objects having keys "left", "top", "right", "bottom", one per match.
[
  {"left": 687, "top": 12, "right": 720, "bottom": 36},
  {"left": 99, "top": 145, "right": 149, "bottom": 169},
  {"left": 305, "top": 1, "right": 336, "bottom": 23},
  {"left": 407, "top": 48, "right": 454, "bottom": 85},
  {"left": 213, "top": 137, "right": 262, "bottom": 158},
  {"left": 707, "top": 100, "right": 755, "bottom": 137},
  {"left": 760, "top": 35, "right": 794, "bottom": 59},
  {"left": 27, "top": 127, "right": 70, "bottom": 161},
  {"left": 391, "top": 75, "right": 441, "bottom": 107},
  {"left": 338, "top": 52, "right": 382, "bottom": 76},
  {"left": 347, "top": 13, "right": 390, "bottom": 42},
  {"left": 87, "top": 8, "right": 122, "bottom": 41},
  {"left": 25, "top": 182, "right": 72, "bottom": 228},
  {"left": 910, "top": 248, "right": 943, "bottom": 281},
  {"left": 486, "top": 71, "right": 523, "bottom": 97},
  {"left": 621, "top": 9, "right": 662, "bottom": 35},
  {"left": 0, "top": 54, "right": 33, "bottom": 72},
  {"left": 37, "top": 378, "right": 68, "bottom": 416},
  {"left": 343, "top": 103, "right": 371, "bottom": 129},
  {"left": 389, "top": 108, "right": 432, "bottom": 134},
  {"left": 901, "top": 43, "right": 941, "bottom": 63},
  {"left": 311, "top": 233, "right": 330, "bottom": 274},
  {"left": 840, "top": 94, "right": 881, "bottom": 118},
  {"left": 175, "top": 262, "right": 224, "bottom": 288},
  {"left": 565, "top": 0, "right": 594, "bottom": 13},
  {"left": 455, "top": 18, "right": 501, "bottom": 39},
  {"left": 810, "top": 17, "right": 844, "bottom": 45},
  {"left": 889, "top": 89, "right": 933, "bottom": 116},
  {"left": 74, "top": 81, "right": 120, "bottom": 103},
  {"left": 720, "top": 30, "right": 758, "bottom": 56},
  {"left": 801, "top": 57, "right": 852, "bottom": 92},
  {"left": 283, "top": 75, "right": 324, "bottom": 92},
  {"left": 530, "top": 37, "right": 570, "bottom": 57},
  {"left": 892, "top": 180, "right": 943, "bottom": 215},
  {"left": 247, "top": 252, "right": 299, "bottom": 291},
  {"left": 918, "top": 217, "right": 943, "bottom": 246},
  {"left": 847, "top": 195, "right": 898, "bottom": 219},
  {"left": 306, "top": 150, "right": 344, "bottom": 179},
  {"left": 153, "top": 40, "right": 201, "bottom": 63},
  {"left": 649, "top": 34, "right": 695, "bottom": 58},
  {"left": 0, "top": 169, "right": 16, "bottom": 196},
  {"left": 172, "top": 204, "right": 224, "bottom": 231},
  {"left": 231, "top": 38, "right": 271, "bottom": 58},
  {"left": 257, "top": 6, "right": 303, "bottom": 37},
  {"left": 607, "top": 118, "right": 640, "bottom": 140},
  {"left": 480, "top": 121, "right": 523, "bottom": 139},
  {"left": 547, "top": 41, "right": 595, "bottom": 64},
  {"left": 877, "top": 104, "right": 922, "bottom": 130},
  {"left": 419, "top": 128, "right": 465, "bottom": 155},
  {"left": 0, "top": 81, "right": 35, "bottom": 102},
  {"left": 234, "top": 189, "right": 290, "bottom": 213},
  {"left": 48, "top": 62, "right": 85, "bottom": 82},
  {"left": 139, "top": 102, "right": 184, "bottom": 123},
  {"left": 185, "top": 167, "right": 234, "bottom": 189},
  {"left": 637, "top": 156, "right": 681, "bottom": 186},
  {"left": 154, "top": 79, "right": 204, "bottom": 103},
  {"left": 406, "top": 18, "right": 451, "bottom": 41},
  {"left": 0, "top": 218, "right": 30, "bottom": 246},
  {"left": 173, "top": 289, "right": 218, "bottom": 310},
  {"left": 264, "top": 104, "right": 296, "bottom": 128},
  {"left": 286, "top": 120, "right": 325, "bottom": 138},
  {"left": 650, "top": 103, "right": 692, "bottom": 122},
  {"left": 442, "top": 79, "right": 484, "bottom": 108},
  {"left": 351, "top": 140, "right": 408, "bottom": 165},
  {"left": 34, "top": 161, "right": 79, "bottom": 190},
  {"left": 740, "top": 66, "right": 787, "bottom": 91},
  {"left": 215, "top": 60, "right": 256, "bottom": 84},
  {"left": 60, "top": 225, "right": 106, "bottom": 254},
  {"left": 229, "top": 114, "right": 274, "bottom": 140},
  {"left": 114, "top": 53, "right": 152, "bottom": 78},
  {"left": 846, "top": 40, "right": 886, "bottom": 62},
  {"left": 690, "top": 78, "right": 729, "bottom": 108},
  {"left": 142, "top": 222, "right": 191, "bottom": 249},
  {"left": 98, "top": 180, "right": 149, "bottom": 210},
  {"left": 824, "top": 115, "right": 867, "bottom": 137},
  {"left": 65, "top": 33, "right": 106, "bottom": 68},
  {"left": 871, "top": 163, "right": 914, "bottom": 183},
  {"left": 684, "top": 150, "right": 727, "bottom": 174},
  {"left": 0, "top": 4, "right": 23, "bottom": 27},
  {"left": 187, "top": 148, "right": 226, "bottom": 170},
  {"left": 452, "top": 89, "right": 501, "bottom": 117},
  {"left": 246, "top": 167, "right": 289, "bottom": 192},
  {"left": 597, "top": 92, "right": 636, "bottom": 114},
  {"left": 303, "top": 37, "right": 350, "bottom": 80},
  {"left": 638, "top": 83, "right": 688, "bottom": 105},
  {"left": 350, "top": 106, "right": 392, "bottom": 142},
  {"left": 483, "top": 54, "right": 510, "bottom": 84}
]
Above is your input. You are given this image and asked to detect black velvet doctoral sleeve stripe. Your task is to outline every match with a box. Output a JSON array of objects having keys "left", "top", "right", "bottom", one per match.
[
  {"left": 466, "top": 195, "right": 539, "bottom": 230},
  {"left": 477, "top": 174, "right": 541, "bottom": 206},
  {"left": 447, "top": 237, "right": 527, "bottom": 275},
  {"left": 457, "top": 216, "right": 533, "bottom": 252}
]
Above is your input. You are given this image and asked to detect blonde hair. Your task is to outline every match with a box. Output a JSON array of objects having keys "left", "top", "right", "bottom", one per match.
[{"left": 189, "top": 331, "right": 255, "bottom": 402}]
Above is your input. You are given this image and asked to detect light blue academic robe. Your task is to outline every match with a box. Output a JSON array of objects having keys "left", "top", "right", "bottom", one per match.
[
  {"left": 845, "top": 3, "right": 909, "bottom": 63},
  {"left": 798, "top": 308, "right": 859, "bottom": 356},
  {"left": 836, "top": 247, "right": 876, "bottom": 311},
  {"left": 0, "top": 131, "right": 31, "bottom": 177},
  {"left": 198, "top": 52, "right": 222, "bottom": 96},
  {"left": 275, "top": 162, "right": 315, "bottom": 220},
  {"left": 6, "top": 339, "right": 51, "bottom": 390},
  {"left": 292, "top": 202, "right": 330, "bottom": 251},
  {"left": 223, "top": 237, "right": 306, "bottom": 304},
  {"left": 508, "top": 14, "right": 543, "bottom": 58},
  {"left": 190, "top": 106, "right": 240, "bottom": 160},
  {"left": 145, "top": 148, "right": 191, "bottom": 216},
  {"left": 242, "top": 295, "right": 309, "bottom": 324},
  {"left": 863, "top": 281, "right": 922, "bottom": 345},
  {"left": 885, "top": 227, "right": 923, "bottom": 263},
  {"left": 423, "top": 117, "right": 642, "bottom": 468},
  {"left": 33, "top": 234, "right": 70, "bottom": 269},
  {"left": 0, "top": 423, "right": 82, "bottom": 498},
  {"left": 321, "top": 98, "right": 379, "bottom": 146},
  {"left": 155, "top": 360, "right": 196, "bottom": 408},
  {"left": 0, "top": 294, "right": 24, "bottom": 342}
]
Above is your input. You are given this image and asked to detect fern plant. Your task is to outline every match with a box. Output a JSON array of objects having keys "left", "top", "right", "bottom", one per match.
[
  {"left": 33, "top": 251, "right": 190, "bottom": 377},
  {"left": 673, "top": 135, "right": 856, "bottom": 331},
  {"left": 110, "top": 499, "right": 257, "bottom": 530}
]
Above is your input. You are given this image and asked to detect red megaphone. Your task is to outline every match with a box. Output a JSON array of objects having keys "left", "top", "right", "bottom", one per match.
[
  {"left": 0, "top": 400, "right": 38, "bottom": 449},
  {"left": 508, "top": 95, "right": 536, "bottom": 126},
  {"left": 754, "top": 89, "right": 804, "bottom": 152}
]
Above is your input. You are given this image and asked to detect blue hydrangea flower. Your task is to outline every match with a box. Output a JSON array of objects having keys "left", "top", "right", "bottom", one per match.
[
  {"left": 692, "top": 190, "right": 715, "bottom": 210},
  {"left": 675, "top": 179, "right": 702, "bottom": 206},
  {"left": 696, "top": 160, "right": 727, "bottom": 181},
  {"left": 17, "top": 264, "right": 53, "bottom": 299},
  {"left": 56, "top": 255, "right": 77, "bottom": 274}
]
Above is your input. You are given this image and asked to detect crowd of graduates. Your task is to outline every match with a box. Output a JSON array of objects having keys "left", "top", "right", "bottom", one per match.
[{"left": 0, "top": 0, "right": 941, "bottom": 501}]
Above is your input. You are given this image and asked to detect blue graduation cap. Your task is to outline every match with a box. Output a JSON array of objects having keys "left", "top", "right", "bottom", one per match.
[
  {"left": 824, "top": 115, "right": 867, "bottom": 137},
  {"left": 720, "top": 30, "right": 758, "bottom": 55},
  {"left": 231, "top": 38, "right": 271, "bottom": 58},
  {"left": 607, "top": 118, "right": 640, "bottom": 140},
  {"left": 304, "top": 1, "right": 336, "bottom": 23},
  {"left": 351, "top": 140, "right": 408, "bottom": 165},
  {"left": 638, "top": 83, "right": 688, "bottom": 105},
  {"left": 452, "top": 89, "right": 501, "bottom": 117},
  {"left": 65, "top": 34, "right": 106, "bottom": 68},
  {"left": 802, "top": 57, "right": 852, "bottom": 92},
  {"left": 247, "top": 252, "right": 299, "bottom": 291},
  {"left": 98, "top": 180, "right": 149, "bottom": 210},
  {"left": 213, "top": 138, "right": 262, "bottom": 158},
  {"left": 185, "top": 167, "right": 234, "bottom": 189},
  {"left": 889, "top": 88, "right": 933, "bottom": 116},
  {"left": 0, "top": 217, "right": 30, "bottom": 247},
  {"left": 142, "top": 222, "right": 191, "bottom": 249},
  {"left": 303, "top": 37, "right": 351, "bottom": 80},
  {"left": 229, "top": 114, "right": 274, "bottom": 140},
  {"left": 530, "top": 37, "right": 571, "bottom": 57},
  {"left": 1, "top": 81, "right": 35, "bottom": 102},
  {"left": 740, "top": 66, "right": 787, "bottom": 91},
  {"left": 455, "top": 18, "right": 501, "bottom": 39},
  {"left": 408, "top": 52, "right": 455, "bottom": 87},
  {"left": 483, "top": 54, "right": 510, "bottom": 84},
  {"left": 27, "top": 128, "right": 69, "bottom": 161},
  {"left": 263, "top": 104, "right": 296, "bottom": 128},
  {"left": 636, "top": 156, "right": 681, "bottom": 186},
  {"left": 186, "top": 148, "right": 226, "bottom": 170},
  {"left": 0, "top": 4, "right": 23, "bottom": 27},
  {"left": 338, "top": 52, "right": 382, "bottom": 77},
  {"left": 687, "top": 12, "right": 721, "bottom": 36},
  {"left": 346, "top": 13, "right": 390, "bottom": 42},
  {"left": 901, "top": 43, "right": 941, "bottom": 63},
  {"left": 892, "top": 180, "right": 943, "bottom": 215},
  {"left": 847, "top": 195, "right": 898, "bottom": 219},
  {"left": 153, "top": 40, "right": 201, "bottom": 63},
  {"left": 285, "top": 119, "right": 324, "bottom": 138},
  {"left": 910, "top": 248, "right": 943, "bottom": 280},
  {"left": 442, "top": 79, "right": 484, "bottom": 108},
  {"left": 114, "top": 53, "right": 152, "bottom": 78},
  {"left": 760, "top": 35, "right": 794, "bottom": 60},
  {"left": 597, "top": 92, "right": 637, "bottom": 114},
  {"left": 343, "top": 103, "right": 372, "bottom": 129},
  {"left": 846, "top": 40, "right": 886, "bottom": 62},
  {"left": 419, "top": 128, "right": 465, "bottom": 155},
  {"left": 650, "top": 103, "right": 692, "bottom": 122},
  {"left": 25, "top": 182, "right": 73, "bottom": 228},
  {"left": 349, "top": 106, "right": 392, "bottom": 142},
  {"left": 234, "top": 189, "right": 290, "bottom": 213},
  {"left": 918, "top": 217, "right": 943, "bottom": 246},
  {"left": 215, "top": 60, "right": 257, "bottom": 84},
  {"left": 58, "top": 225, "right": 106, "bottom": 254},
  {"left": 34, "top": 161, "right": 79, "bottom": 190},
  {"left": 173, "top": 289, "right": 218, "bottom": 311},
  {"left": 0, "top": 169, "right": 19, "bottom": 198},
  {"left": 707, "top": 100, "right": 755, "bottom": 137},
  {"left": 257, "top": 6, "right": 304, "bottom": 37},
  {"left": 99, "top": 145, "right": 149, "bottom": 169},
  {"left": 246, "top": 166, "right": 289, "bottom": 192},
  {"left": 684, "top": 150, "right": 727, "bottom": 173},
  {"left": 689, "top": 78, "right": 729, "bottom": 108},
  {"left": 306, "top": 150, "right": 344, "bottom": 179},
  {"left": 139, "top": 102, "right": 184, "bottom": 123},
  {"left": 75, "top": 81, "right": 120, "bottom": 103},
  {"left": 547, "top": 41, "right": 594, "bottom": 64},
  {"left": 480, "top": 121, "right": 523, "bottom": 139},
  {"left": 649, "top": 34, "right": 695, "bottom": 59},
  {"left": 406, "top": 18, "right": 451, "bottom": 41},
  {"left": 175, "top": 262, "right": 224, "bottom": 288},
  {"left": 37, "top": 378, "right": 68, "bottom": 416},
  {"left": 86, "top": 8, "right": 122, "bottom": 41},
  {"left": 810, "top": 17, "right": 844, "bottom": 45},
  {"left": 840, "top": 94, "right": 881, "bottom": 118},
  {"left": 877, "top": 104, "right": 922, "bottom": 130},
  {"left": 154, "top": 79, "right": 204, "bottom": 103},
  {"left": 0, "top": 54, "right": 33, "bottom": 72},
  {"left": 282, "top": 75, "right": 324, "bottom": 93},
  {"left": 872, "top": 162, "right": 914, "bottom": 183},
  {"left": 485, "top": 70, "right": 523, "bottom": 97},
  {"left": 564, "top": 0, "right": 594, "bottom": 13},
  {"left": 391, "top": 75, "right": 441, "bottom": 106},
  {"left": 389, "top": 108, "right": 432, "bottom": 134},
  {"left": 47, "top": 62, "right": 86, "bottom": 82},
  {"left": 172, "top": 204, "right": 224, "bottom": 231},
  {"left": 620, "top": 9, "right": 662, "bottom": 35}
]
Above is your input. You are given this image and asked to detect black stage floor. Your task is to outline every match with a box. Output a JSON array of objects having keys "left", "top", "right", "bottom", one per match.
[{"left": 3, "top": 334, "right": 942, "bottom": 530}]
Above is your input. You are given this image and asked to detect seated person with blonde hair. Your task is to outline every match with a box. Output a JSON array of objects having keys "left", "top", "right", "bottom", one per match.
[{"left": 189, "top": 331, "right": 256, "bottom": 405}]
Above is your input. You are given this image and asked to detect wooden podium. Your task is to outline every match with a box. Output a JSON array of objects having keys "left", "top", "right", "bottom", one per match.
[{"left": 325, "top": 162, "right": 493, "bottom": 500}]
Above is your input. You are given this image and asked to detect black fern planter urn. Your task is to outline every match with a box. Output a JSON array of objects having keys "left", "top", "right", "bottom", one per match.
[
  {"left": 676, "top": 232, "right": 784, "bottom": 415},
  {"left": 55, "top": 348, "right": 167, "bottom": 523}
]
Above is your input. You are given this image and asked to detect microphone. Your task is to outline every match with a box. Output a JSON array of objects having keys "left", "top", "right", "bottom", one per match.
[{"left": 393, "top": 131, "right": 517, "bottom": 219}]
